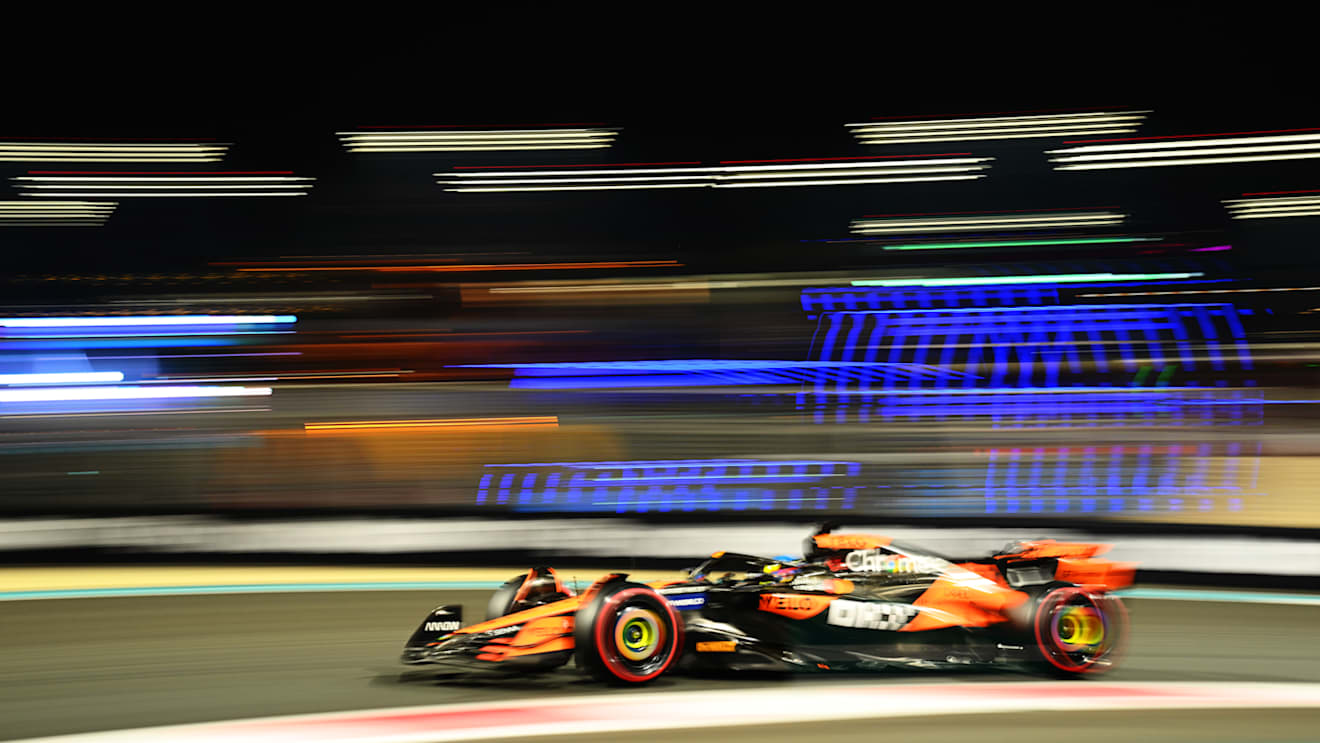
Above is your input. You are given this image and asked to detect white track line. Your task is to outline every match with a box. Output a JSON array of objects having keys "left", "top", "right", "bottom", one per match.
[{"left": 13, "top": 682, "right": 1320, "bottom": 742}]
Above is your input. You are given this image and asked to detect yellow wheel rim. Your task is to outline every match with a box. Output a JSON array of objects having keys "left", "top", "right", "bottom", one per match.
[{"left": 615, "top": 607, "right": 662, "bottom": 661}]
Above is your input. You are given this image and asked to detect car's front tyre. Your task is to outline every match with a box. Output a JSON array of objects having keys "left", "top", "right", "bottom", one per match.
[{"left": 574, "top": 581, "right": 683, "bottom": 684}]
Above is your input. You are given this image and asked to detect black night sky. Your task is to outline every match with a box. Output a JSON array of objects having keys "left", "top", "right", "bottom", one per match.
[{"left": 3, "top": 14, "right": 1316, "bottom": 278}]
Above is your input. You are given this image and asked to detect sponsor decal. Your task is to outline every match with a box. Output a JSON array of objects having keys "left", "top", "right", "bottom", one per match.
[
  {"left": 844, "top": 549, "right": 944, "bottom": 574},
  {"left": 664, "top": 592, "right": 708, "bottom": 610},
  {"left": 826, "top": 599, "right": 918, "bottom": 631},
  {"left": 814, "top": 534, "right": 888, "bottom": 550},
  {"left": 696, "top": 640, "right": 738, "bottom": 653},
  {"left": 757, "top": 592, "right": 835, "bottom": 620},
  {"left": 424, "top": 620, "right": 461, "bottom": 632}
]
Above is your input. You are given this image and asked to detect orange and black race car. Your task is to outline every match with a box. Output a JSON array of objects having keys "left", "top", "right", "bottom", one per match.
[{"left": 402, "top": 524, "right": 1135, "bottom": 683}]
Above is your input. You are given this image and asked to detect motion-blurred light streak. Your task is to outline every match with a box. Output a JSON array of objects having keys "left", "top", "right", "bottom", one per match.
[
  {"left": 851, "top": 209, "right": 1126, "bottom": 235},
  {"left": 338, "top": 127, "right": 617, "bottom": 152},
  {"left": 232, "top": 261, "right": 679, "bottom": 273},
  {"left": 305, "top": 416, "right": 558, "bottom": 432},
  {"left": 438, "top": 156, "right": 993, "bottom": 191},
  {"left": 12, "top": 172, "right": 315, "bottom": 197},
  {"left": 0, "top": 200, "right": 115, "bottom": 227},
  {"left": 877, "top": 237, "right": 1152, "bottom": 250},
  {"left": 0, "top": 372, "right": 123, "bottom": 385},
  {"left": 809, "top": 304, "right": 1252, "bottom": 391},
  {"left": 0, "top": 141, "right": 227, "bottom": 162},
  {"left": 0, "top": 385, "right": 271, "bottom": 402},
  {"left": 847, "top": 111, "right": 1148, "bottom": 144},
  {"left": 0, "top": 315, "right": 296, "bottom": 327},
  {"left": 478, "top": 459, "right": 862, "bottom": 512},
  {"left": 802, "top": 284, "right": 1062, "bottom": 311},
  {"left": 1049, "top": 130, "right": 1320, "bottom": 170},
  {"left": 1224, "top": 192, "right": 1320, "bottom": 219},
  {"left": 851, "top": 272, "right": 1201, "bottom": 287},
  {"left": 1081, "top": 286, "right": 1320, "bottom": 297},
  {"left": 456, "top": 360, "right": 979, "bottom": 390}
]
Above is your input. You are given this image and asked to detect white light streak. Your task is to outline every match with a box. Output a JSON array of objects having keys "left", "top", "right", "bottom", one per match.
[
  {"left": 845, "top": 129, "right": 1139, "bottom": 145},
  {"left": 13, "top": 174, "right": 315, "bottom": 198},
  {"left": 1056, "top": 133, "right": 1320, "bottom": 153},
  {"left": 0, "top": 315, "right": 296, "bottom": 328},
  {"left": 14, "top": 176, "right": 313, "bottom": 182},
  {"left": 847, "top": 111, "right": 1149, "bottom": 144},
  {"left": 1049, "top": 132, "right": 1320, "bottom": 170},
  {"left": 439, "top": 157, "right": 993, "bottom": 193},
  {"left": 1056, "top": 152, "right": 1320, "bottom": 170},
  {"left": 338, "top": 127, "right": 617, "bottom": 152},
  {"left": 1223, "top": 194, "right": 1320, "bottom": 220},
  {"left": 447, "top": 183, "right": 709, "bottom": 193},
  {"left": 0, "top": 200, "right": 116, "bottom": 226},
  {"left": 21, "top": 183, "right": 309, "bottom": 190},
  {"left": 22, "top": 192, "right": 309, "bottom": 198},
  {"left": 1051, "top": 142, "right": 1320, "bottom": 162},
  {"left": 712, "top": 175, "right": 985, "bottom": 188},
  {"left": 349, "top": 144, "right": 614, "bottom": 152},
  {"left": 851, "top": 211, "right": 1126, "bottom": 235},
  {"left": 1233, "top": 210, "right": 1320, "bottom": 219},
  {"left": 847, "top": 112, "right": 1148, "bottom": 130},
  {"left": 0, "top": 385, "right": 272, "bottom": 403},
  {"left": 0, "top": 142, "right": 228, "bottom": 162},
  {"left": 0, "top": 372, "right": 124, "bottom": 385}
]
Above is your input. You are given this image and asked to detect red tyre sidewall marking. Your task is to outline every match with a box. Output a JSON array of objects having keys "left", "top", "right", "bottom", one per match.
[{"left": 594, "top": 587, "right": 683, "bottom": 682}]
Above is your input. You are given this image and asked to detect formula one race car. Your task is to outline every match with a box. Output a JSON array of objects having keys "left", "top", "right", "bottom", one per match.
[{"left": 402, "top": 525, "right": 1135, "bottom": 683}]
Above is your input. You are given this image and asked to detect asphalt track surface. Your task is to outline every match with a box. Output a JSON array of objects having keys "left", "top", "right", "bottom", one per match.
[{"left": 3, "top": 591, "right": 1319, "bottom": 741}]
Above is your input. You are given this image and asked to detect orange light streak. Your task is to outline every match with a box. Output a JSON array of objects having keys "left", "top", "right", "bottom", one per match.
[{"left": 304, "top": 416, "right": 558, "bottom": 432}]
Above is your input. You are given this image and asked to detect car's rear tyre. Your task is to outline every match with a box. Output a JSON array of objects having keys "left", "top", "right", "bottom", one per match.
[
  {"left": 1030, "top": 585, "right": 1128, "bottom": 677},
  {"left": 574, "top": 581, "right": 683, "bottom": 684}
]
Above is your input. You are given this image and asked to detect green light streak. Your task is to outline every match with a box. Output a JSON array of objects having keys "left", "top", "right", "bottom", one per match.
[
  {"left": 881, "top": 237, "right": 1155, "bottom": 251},
  {"left": 851, "top": 272, "right": 1202, "bottom": 287}
]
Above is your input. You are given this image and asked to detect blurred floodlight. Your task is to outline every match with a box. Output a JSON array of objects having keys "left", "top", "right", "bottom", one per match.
[
  {"left": 851, "top": 209, "right": 1126, "bottom": 235},
  {"left": 12, "top": 173, "right": 315, "bottom": 198},
  {"left": 846, "top": 111, "right": 1148, "bottom": 145},
  {"left": 438, "top": 157, "right": 993, "bottom": 192},
  {"left": 1048, "top": 130, "right": 1320, "bottom": 170},
  {"left": 1223, "top": 191, "right": 1320, "bottom": 219},
  {"left": 0, "top": 200, "right": 116, "bottom": 227},
  {"left": 0, "top": 141, "right": 227, "bottom": 162},
  {"left": 338, "top": 127, "right": 617, "bottom": 152}
]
